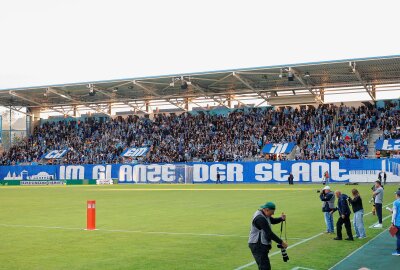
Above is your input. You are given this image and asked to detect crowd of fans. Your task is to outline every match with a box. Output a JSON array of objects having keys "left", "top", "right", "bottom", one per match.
[
  {"left": 295, "top": 105, "right": 336, "bottom": 160},
  {"left": 0, "top": 103, "right": 390, "bottom": 165},
  {"left": 378, "top": 101, "right": 400, "bottom": 139},
  {"left": 323, "top": 105, "right": 377, "bottom": 159}
]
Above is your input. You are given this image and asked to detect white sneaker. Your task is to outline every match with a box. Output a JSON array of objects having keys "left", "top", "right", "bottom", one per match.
[{"left": 373, "top": 223, "right": 383, "bottom": 228}]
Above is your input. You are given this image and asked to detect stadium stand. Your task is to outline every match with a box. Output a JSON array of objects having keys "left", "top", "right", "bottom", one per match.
[
  {"left": 323, "top": 104, "right": 377, "bottom": 160},
  {"left": 378, "top": 101, "right": 400, "bottom": 139},
  {"left": 0, "top": 103, "right": 389, "bottom": 165}
]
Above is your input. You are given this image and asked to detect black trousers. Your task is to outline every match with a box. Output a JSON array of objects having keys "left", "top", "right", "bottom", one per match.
[
  {"left": 337, "top": 215, "right": 353, "bottom": 239},
  {"left": 249, "top": 243, "right": 271, "bottom": 270},
  {"left": 375, "top": 203, "right": 382, "bottom": 223}
]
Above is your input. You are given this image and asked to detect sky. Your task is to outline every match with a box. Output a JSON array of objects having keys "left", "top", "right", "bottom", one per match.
[{"left": 1, "top": 0, "right": 400, "bottom": 90}]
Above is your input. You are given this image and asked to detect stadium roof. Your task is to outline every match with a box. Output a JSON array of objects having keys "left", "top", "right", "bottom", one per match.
[{"left": 2, "top": 55, "right": 400, "bottom": 115}]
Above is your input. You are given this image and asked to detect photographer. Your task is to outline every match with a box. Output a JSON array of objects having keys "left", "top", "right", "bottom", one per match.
[
  {"left": 320, "top": 186, "right": 335, "bottom": 234},
  {"left": 248, "top": 202, "right": 288, "bottom": 270}
]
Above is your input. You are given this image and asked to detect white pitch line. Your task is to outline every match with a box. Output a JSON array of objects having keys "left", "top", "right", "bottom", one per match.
[
  {"left": 0, "top": 223, "right": 307, "bottom": 240},
  {"left": 0, "top": 224, "right": 83, "bottom": 230},
  {"left": 233, "top": 233, "right": 323, "bottom": 270},
  {"left": 328, "top": 228, "right": 389, "bottom": 270},
  {"left": 100, "top": 228, "right": 248, "bottom": 238},
  {"left": 0, "top": 223, "right": 248, "bottom": 237}
]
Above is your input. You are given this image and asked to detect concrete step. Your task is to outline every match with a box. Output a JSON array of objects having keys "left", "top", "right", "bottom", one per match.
[{"left": 368, "top": 128, "right": 383, "bottom": 157}]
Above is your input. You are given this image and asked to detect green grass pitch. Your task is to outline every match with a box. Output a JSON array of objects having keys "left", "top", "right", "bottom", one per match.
[{"left": 0, "top": 183, "right": 398, "bottom": 270}]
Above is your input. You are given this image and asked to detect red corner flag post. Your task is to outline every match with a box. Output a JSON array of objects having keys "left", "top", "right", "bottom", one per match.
[{"left": 86, "top": 200, "right": 96, "bottom": 230}]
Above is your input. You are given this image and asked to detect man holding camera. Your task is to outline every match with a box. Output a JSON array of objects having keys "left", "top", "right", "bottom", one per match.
[
  {"left": 248, "top": 202, "right": 288, "bottom": 270},
  {"left": 320, "top": 186, "right": 335, "bottom": 234}
]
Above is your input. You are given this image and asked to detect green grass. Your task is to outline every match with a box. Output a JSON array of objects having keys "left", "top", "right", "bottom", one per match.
[{"left": 0, "top": 183, "right": 398, "bottom": 270}]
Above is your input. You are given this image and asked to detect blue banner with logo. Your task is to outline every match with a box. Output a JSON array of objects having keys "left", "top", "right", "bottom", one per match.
[
  {"left": 121, "top": 147, "right": 149, "bottom": 157},
  {"left": 262, "top": 143, "right": 296, "bottom": 154},
  {"left": 375, "top": 139, "right": 400, "bottom": 151},
  {"left": 1, "top": 159, "right": 400, "bottom": 183},
  {"left": 41, "top": 149, "right": 69, "bottom": 159}
]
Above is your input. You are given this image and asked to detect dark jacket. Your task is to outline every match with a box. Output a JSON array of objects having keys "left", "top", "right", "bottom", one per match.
[
  {"left": 333, "top": 194, "right": 351, "bottom": 216},
  {"left": 288, "top": 174, "right": 294, "bottom": 183},
  {"left": 347, "top": 195, "right": 363, "bottom": 213}
]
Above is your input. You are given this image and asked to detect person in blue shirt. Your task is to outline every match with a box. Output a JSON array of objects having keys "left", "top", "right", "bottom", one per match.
[
  {"left": 332, "top": 191, "right": 354, "bottom": 241},
  {"left": 391, "top": 190, "right": 400, "bottom": 256}
]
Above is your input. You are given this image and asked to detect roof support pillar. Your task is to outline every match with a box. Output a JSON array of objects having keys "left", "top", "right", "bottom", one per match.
[
  {"left": 227, "top": 95, "right": 232, "bottom": 108},
  {"left": 184, "top": 97, "right": 189, "bottom": 111},
  {"left": 372, "top": 85, "right": 376, "bottom": 100},
  {"left": 320, "top": 88, "right": 325, "bottom": 103}
]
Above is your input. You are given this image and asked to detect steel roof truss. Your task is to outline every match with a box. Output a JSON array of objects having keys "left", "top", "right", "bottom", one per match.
[
  {"left": 349, "top": 61, "right": 375, "bottom": 101},
  {"left": 134, "top": 81, "right": 187, "bottom": 111},
  {"left": 9, "top": 90, "right": 71, "bottom": 116},
  {"left": 47, "top": 87, "right": 111, "bottom": 116},
  {"left": 290, "top": 67, "right": 316, "bottom": 96},
  {"left": 233, "top": 72, "right": 269, "bottom": 101}
]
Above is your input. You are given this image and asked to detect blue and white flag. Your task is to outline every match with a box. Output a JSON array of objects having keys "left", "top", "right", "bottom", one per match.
[
  {"left": 375, "top": 139, "right": 400, "bottom": 151},
  {"left": 262, "top": 143, "right": 296, "bottom": 154},
  {"left": 121, "top": 147, "right": 149, "bottom": 157},
  {"left": 42, "top": 149, "right": 69, "bottom": 159}
]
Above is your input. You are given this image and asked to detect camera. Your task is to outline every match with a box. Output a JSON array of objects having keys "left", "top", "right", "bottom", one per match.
[{"left": 277, "top": 244, "right": 289, "bottom": 262}]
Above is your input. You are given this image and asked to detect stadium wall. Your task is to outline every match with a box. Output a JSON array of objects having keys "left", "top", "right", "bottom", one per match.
[{"left": 1, "top": 159, "right": 400, "bottom": 184}]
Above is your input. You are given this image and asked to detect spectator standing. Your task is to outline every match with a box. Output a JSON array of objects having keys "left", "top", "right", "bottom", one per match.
[
  {"left": 347, "top": 189, "right": 366, "bottom": 239},
  {"left": 323, "top": 171, "right": 329, "bottom": 185},
  {"left": 373, "top": 180, "right": 384, "bottom": 228},
  {"left": 383, "top": 171, "right": 387, "bottom": 185},
  {"left": 288, "top": 173, "right": 294, "bottom": 185}
]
